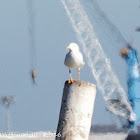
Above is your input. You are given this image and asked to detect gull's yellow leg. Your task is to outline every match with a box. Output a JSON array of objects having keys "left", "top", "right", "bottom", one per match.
[
  {"left": 78, "top": 68, "right": 81, "bottom": 86},
  {"left": 78, "top": 68, "right": 80, "bottom": 80},
  {"left": 68, "top": 69, "right": 74, "bottom": 84}
]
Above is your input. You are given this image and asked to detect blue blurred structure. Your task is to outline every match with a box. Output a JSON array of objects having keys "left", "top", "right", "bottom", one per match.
[{"left": 121, "top": 46, "right": 140, "bottom": 129}]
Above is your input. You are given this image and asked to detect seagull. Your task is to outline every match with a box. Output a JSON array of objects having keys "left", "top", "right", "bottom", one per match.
[{"left": 64, "top": 43, "right": 84, "bottom": 84}]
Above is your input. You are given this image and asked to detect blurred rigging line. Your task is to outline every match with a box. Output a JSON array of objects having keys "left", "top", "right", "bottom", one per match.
[
  {"left": 86, "top": 0, "right": 127, "bottom": 48},
  {"left": 85, "top": 0, "right": 135, "bottom": 50},
  {"left": 26, "top": 0, "right": 37, "bottom": 84}
]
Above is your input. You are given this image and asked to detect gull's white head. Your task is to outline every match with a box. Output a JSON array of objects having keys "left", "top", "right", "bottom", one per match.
[{"left": 67, "top": 43, "right": 79, "bottom": 52}]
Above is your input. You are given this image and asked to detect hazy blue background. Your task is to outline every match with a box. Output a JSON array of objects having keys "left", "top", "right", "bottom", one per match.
[{"left": 0, "top": 0, "right": 139, "bottom": 132}]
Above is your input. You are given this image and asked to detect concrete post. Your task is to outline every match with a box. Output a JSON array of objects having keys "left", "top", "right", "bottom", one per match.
[{"left": 56, "top": 80, "right": 96, "bottom": 140}]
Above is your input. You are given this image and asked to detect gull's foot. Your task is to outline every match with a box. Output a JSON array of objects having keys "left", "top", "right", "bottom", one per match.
[{"left": 68, "top": 78, "right": 74, "bottom": 84}]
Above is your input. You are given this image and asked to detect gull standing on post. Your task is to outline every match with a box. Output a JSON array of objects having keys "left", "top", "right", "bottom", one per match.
[{"left": 64, "top": 43, "right": 84, "bottom": 84}]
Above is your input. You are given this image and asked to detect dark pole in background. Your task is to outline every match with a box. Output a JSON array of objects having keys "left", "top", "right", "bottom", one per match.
[{"left": 1, "top": 96, "right": 15, "bottom": 132}]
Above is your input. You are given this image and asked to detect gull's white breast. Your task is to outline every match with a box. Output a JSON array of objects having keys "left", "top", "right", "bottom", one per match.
[{"left": 64, "top": 51, "right": 84, "bottom": 69}]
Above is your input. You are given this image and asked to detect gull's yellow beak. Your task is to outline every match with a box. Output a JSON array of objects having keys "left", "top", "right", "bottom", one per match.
[{"left": 67, "top": 46, "right": 71, "bottom": 50}]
